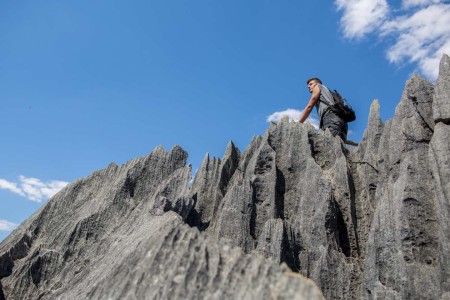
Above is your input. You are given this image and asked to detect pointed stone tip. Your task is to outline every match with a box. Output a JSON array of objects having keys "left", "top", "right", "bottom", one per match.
[
  {"left": 438, "top": 53, "right": 450, "bottom": 77},
  {"left": 168, "top": 145, "right": 189, "bottom": 165},
  {"left": 226, "top": 140, "right": 235, "bottom": 149},
  {"left": 170, "top": 145, "right": 184, "bottom": 152},
  {"left": 196, "top": 153, "right": 210, "bottom": 171},
  {"left": 169, "top": 145, "right": 188, "bottom": 156},
  {"left": 250, "top": 135, "right": 260, "bottom": 145},
  {"left": 107, "top": 162, "right": 118, "bottom": 169},
  {"left": 370, "top": 99, "right": 380, "bottom": 111},
  {"left": 403, "top": 72, "right": 433, "bottom": 98},
  {"left": 153, "top": 145, "right": 166, "bottom": 154},
  {"left": 408, "top": 72, "right": 429, "bottom": 84},
  {"left": 203, "top": 152, "right": 210, "bottom": 161},
  {"left": 200, "top": 152, "right": 210, "bottom": 168},
  {"left": 361, "top": 98, "right": 384, "bottom": 142},
  {"left": 224, "top": 140, "right": 240, "bottom": 158},
  {"left": 434, "top": 54, "right": 450, "bottom": 123},
  {"left": 224, "top": 140, "right": 234, "bottom": 152},
  {"left": 368, "top": 99, "right": 382, "bottom": 122}
]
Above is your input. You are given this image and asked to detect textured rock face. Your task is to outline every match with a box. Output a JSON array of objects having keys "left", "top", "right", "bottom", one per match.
[
  {"left": 0, "top": 146, "right": 322, "bottom": 299},
  {"left": 187, "top": 55, "right": 450, "bottom": 299},
  {"left": 429, "top": 54, "right": 450, "bottom": 299},
  {"left": 1, "top": 55, "right": 450, "bottom": 299},
  {"left": 359, "top": 74, "right": 439, "bottom": 299},
  {"left": 188, "top": 122, "right": 362, "bottom": 298}
]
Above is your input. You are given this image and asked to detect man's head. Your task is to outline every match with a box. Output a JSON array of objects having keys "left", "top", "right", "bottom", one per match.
[{"left": 306, "top": 77, "right": 322, "bottom": 93}]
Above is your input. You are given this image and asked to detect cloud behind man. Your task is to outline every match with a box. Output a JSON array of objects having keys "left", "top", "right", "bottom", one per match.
[
  {"left": 335, "top": 0, "right": 450, "bottom": 80},
  {"left": 0, "top": 176, "right": 69, "bottom": 202},
  {"left": 267, "top": 108, "right": 320, "bottom": 129}
]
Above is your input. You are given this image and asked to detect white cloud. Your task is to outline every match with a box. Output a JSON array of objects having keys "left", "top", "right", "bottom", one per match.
[
  {"left": 0, "top": 176, "right": 69, "bottom": 202},
  {"left": 335, "top": 0, "right": 389, "bottom": 39},
  {"left": 419, "top": 39, "right": 450, "bottom": 79},
  {"left": 267, "top": 108, "right": 320, "bottom": 129},
  {"left": 402, "top": 0, "right": 442, "bottom": 9},
  {"left": 0, "top": 219, "right": 18, "bottom": 232},
  {"left": 267, "top": 108, "right": 301, "bottom": 122},
  {"left": 382, "top": 4, "right": 450, "bottom": 79},
  {"left": 0, "top": 179, "right": 25, "bottom": 196},
  {"left": 335, "top": 1, "right": 450, "bottom": 80}
]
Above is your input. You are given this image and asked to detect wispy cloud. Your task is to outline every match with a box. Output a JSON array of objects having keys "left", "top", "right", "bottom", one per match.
[
  {"left": 0, "top": 176, "right": 69, "bottom": 202},
  {"left": 382, "top": 4, "right": 450, "bottom": 79},
  {"left": 0, "top": 219, "right": 18, "bottom": 232},
  {"left": 267, "top": 108, "right": 320, "bottom": 129},
  {"left": 402, "top": 0, "right": 442, "bottom": 9},
  {"left": 336, "top": 0, "right": 389, "bottom": 39},
  {"left": 0, "top": 179, "right": 24, "bottom": 196},
  {"left": 335, "top": 0, "right": 450, "bottom": 80}
]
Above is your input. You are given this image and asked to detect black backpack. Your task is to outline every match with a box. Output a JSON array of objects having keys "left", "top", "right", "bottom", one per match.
[{"left": 320, "top": 89, "right": 356, "bottom": 122}]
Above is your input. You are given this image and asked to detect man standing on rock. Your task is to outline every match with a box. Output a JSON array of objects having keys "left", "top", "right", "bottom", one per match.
[{"left": 298, "top": 77, "right": 348, "bottom": 141}]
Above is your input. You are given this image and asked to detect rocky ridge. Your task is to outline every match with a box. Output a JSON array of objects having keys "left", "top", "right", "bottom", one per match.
[{"left": 1, "top": 54, "right": 449, "bottom": 299}]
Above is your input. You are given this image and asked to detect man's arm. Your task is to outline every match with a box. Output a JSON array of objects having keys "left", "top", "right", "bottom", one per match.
[{"left": 299, "top": 84, "right": 320, "bottom": 123}]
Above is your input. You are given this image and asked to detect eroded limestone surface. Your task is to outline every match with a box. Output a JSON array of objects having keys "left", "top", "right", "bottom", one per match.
[{"left": 1, "top": 55, "right": 450, "bottom": 300}]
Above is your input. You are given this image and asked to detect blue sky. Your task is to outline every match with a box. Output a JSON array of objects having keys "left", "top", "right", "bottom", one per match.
[{"left": 1, "top": 0, "right": 449, "bottom": 241}]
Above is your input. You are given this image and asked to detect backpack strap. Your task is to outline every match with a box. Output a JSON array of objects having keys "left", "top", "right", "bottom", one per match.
[{"left": 318, "top": 99, "right": 332, "bottom": 107}]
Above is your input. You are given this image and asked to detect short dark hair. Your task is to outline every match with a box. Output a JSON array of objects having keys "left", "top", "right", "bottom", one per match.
[{"left": 306, "top": 77, "right": 322, "bottom": 85}]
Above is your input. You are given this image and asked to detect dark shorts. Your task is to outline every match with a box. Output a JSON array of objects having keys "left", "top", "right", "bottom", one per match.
[{"left": 321, "top": 110, "right": 348, "bottom": 141}]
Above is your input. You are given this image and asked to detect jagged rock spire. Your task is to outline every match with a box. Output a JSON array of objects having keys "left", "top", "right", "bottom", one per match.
[{"left": 434, "top": 53, "right": 450, "bottom": 124}]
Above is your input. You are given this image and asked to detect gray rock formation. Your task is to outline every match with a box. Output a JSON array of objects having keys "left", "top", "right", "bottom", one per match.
[
  {"left": 1, "top": 54, "right": 450, "bottom": 299},
  {"left": 0, "top": 146, "right": 322, "bottom": 299}
]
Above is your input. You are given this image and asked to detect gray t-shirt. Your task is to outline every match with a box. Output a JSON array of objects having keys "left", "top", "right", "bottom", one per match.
[{"left": 314, "top": 84, "right": 334, "bottom": 119}]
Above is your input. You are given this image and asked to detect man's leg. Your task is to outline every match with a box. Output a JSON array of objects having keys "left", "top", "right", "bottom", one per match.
[{"left": 322, "top": 113, "right": 347, "bottom": 141}]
